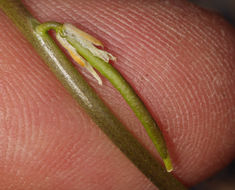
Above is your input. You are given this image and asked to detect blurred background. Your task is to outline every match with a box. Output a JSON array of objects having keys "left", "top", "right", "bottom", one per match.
[
  {"left": 188, "top": 0, "right": 235, "bottom": 190},
  {"left": 190, "top": 0, "right": 235, "bottom": 25},
  {"left": 191, "top": 161, "right": 235, "bottom": 190}
]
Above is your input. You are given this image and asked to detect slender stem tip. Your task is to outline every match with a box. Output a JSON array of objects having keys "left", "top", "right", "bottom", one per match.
[{"left": 164, "top": 154, "right": 173, "bottom": 172}]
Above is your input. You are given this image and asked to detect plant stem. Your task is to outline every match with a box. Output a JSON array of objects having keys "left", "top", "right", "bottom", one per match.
[
  {"left": 67, "top": 36, "right": 173, "bottom": 171},
  {"left": 36, "top": 21, "right": 172, "bottom": 172},
  {"left": 0, "top": 0, "right": 187, "bottom": 189}
]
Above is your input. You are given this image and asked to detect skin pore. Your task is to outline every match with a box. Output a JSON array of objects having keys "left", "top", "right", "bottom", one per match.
[{"left": 0, "top": 0, "right": 234, "bottom": 189}]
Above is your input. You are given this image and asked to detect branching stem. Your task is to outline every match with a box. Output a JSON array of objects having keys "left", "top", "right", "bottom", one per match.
[
  {"left": 0, "top": 0, "right": 187, "bottom": 189},
  {"left": 36, "top": 22, "right": 173, "bottom": 172}
]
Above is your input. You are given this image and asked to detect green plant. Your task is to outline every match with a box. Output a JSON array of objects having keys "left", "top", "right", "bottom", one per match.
[{"left": 0, "top": 0, "right": 187, "bottom": 189}]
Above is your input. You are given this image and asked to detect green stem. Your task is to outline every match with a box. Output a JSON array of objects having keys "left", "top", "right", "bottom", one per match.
[
  {"left": 0, "top": 0, "right": 186, "bottom": 189},
  {"left": 35, "top": 21, "right": 62, "bottom": 35},
  {"left": 67, "top": 36, "right": 173, "bottom": 171},
  {"left": 36, "top": 22, "right": 172, "bottom": 171}
]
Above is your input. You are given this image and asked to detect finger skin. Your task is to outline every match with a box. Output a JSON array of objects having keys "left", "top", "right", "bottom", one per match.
[{"left": 0, "top": 0, "right": 234, "bottom": 189}]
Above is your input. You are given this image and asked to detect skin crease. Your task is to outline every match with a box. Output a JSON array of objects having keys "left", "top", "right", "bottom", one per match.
[{"left": 0, "top": 0, "right": 234, "bottom": 189}]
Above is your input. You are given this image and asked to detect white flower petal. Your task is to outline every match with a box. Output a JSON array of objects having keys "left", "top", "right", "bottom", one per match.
[
  {"left": 56, "top": 32, "right": 102, "bottom": 85},
  {"left": 63, "top": 23, "right": 116, "bottom": 63}
]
